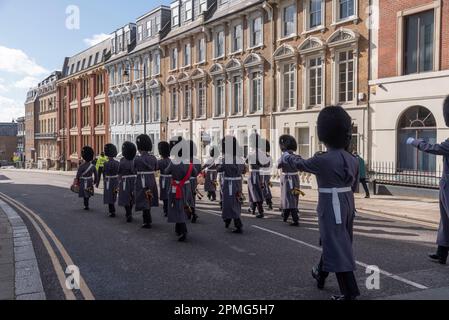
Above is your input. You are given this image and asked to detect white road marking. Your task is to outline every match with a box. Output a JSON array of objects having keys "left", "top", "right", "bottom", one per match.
[{"left": 252, "top": 225, "right": 429, "bottom": 290}]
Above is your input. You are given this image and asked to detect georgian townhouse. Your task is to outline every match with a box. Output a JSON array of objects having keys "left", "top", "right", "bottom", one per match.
[
  {"left": 57, "top": 40, "right": 111, "bottom": 170},
  {"left": 369, "top": 0, "right": 449, "bottom": 174},
  {"left": 161, "top": 0, "right": 214, "bottom": 159},
  {"left": 269, "top": 0, "right": 370, "bottom": 179},
  {"left": 25, "top": 87, "right": 39, "bottom": 163},
  {"left": 36, "top": 71, "right": 61, "bottom": 169}
]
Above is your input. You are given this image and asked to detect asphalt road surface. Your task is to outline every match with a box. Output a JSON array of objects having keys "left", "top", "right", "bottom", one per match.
[{"left": 1, "top": 170, "right": 448, "bottom": 300}]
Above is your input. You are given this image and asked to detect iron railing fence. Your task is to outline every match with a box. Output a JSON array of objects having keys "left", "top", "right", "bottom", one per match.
[{"left": 368, "top": 162, "right": 442, "bottom": 189}]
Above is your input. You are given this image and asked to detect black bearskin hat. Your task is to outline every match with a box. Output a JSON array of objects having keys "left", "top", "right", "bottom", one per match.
[
  {"left": 81, "top": 146, "right": 94, "bottom": 162},
  {"left": 317, "top": 106, "right": 352, "bottom": 149},
  {"left": 222, "top": 136, "right": 238, "bottom": 157},
  {"left": 209, "top": 145, "right": 218, "bottom": 158},
  {"left": 444, "top": 95, "right": 449, "bottom": 127},
  {"left": 122, "top": 141, "right": 137, "bottom": 161},
  {"left": 104, "top": 144, "right": 118, "bottom": 158},
  {"left": 158, "top": 141, "right": 170, "bottom": 158},
  {"left": 189, "top": 140, "right": 197, "bottom": 158},
  {"left": 136, "top": 134, "right": 152, "bottom": 152},
  {"left": 279, "top": 135, "right": 297, "bottom": 152}
]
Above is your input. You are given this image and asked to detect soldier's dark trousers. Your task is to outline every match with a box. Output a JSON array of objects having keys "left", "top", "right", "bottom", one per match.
[
  {"left": 175, "top": 223, "right": 187, "bottom": 235},
  {"left": 437, "top": 246, "right": 449, "bottom": 261},
  {"left": 251, "top": 202, "right": 264, "bottom": 214},
  {"left": 224, "top": 219, "right": 243, "bottom": 230},
  {"left": 108, "top": 204, "right": 115, "bottom": 214},
  {"left": 335, "top": 272, "right": 360, "bottom": 298},
  {"left": 125, "top": 206, "right": 132, "bottom": 218},
  {"left": 83, "top": 198, "right": 89, "bottom": 209},
  {"left": 283, "top": 209, "right": 299, "bottom": 222},
  {"left": 163, "top": 200, "right": 168, "bottom": 215},
  {"left": 143, "top": 209, "right": 152, "bottom": 225},
  {"left": 208, "top": 191, "right": 216, "bottom": 201}
]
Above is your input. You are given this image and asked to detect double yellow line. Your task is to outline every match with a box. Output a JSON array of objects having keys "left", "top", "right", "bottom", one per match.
[{"left": 0, "top": 191, "right": 95, "bottom": 300}]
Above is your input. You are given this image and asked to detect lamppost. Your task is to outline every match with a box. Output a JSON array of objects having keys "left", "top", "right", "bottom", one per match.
[{"left": 123, "top": 62, "right": 148, "bottom": 135}]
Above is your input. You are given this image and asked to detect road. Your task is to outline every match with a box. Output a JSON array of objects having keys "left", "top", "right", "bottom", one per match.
[{"left": 1, "top": 170, "right": 448, "bottom": 300}]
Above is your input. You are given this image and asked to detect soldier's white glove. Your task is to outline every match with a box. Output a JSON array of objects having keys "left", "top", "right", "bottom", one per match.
[{"left": 406, "top": 137, "right": 415, "bottom": 145}]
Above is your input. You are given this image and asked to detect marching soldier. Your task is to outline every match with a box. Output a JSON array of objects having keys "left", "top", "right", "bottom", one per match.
[
  {"left": 188, "top": 140, "right": 202, "bottom": 224},
  {"left": 202, "top": 146, "right": 219, "bottom": 201},
  {"left": 135, "top": 135, "right": 159, "bottom": 229},
  {"left": 217, "top": 136, "right": 247, "bottom": 233},
  {"left": 101, "top": 144, "right": 119, "bottom": 217},
  {"left": 282, "top": 106, "right": 360, "bottom": 300},
  {"left": 277, "top": 135, "right": 301, "bottom": 227},
  {"left": 165, "top": 137, "right": 197, "bottom": 242},
  {"left": 118, "top": 141, "right": 137, "bottom": 223},
  {"left": 261, "top": 139, "right": 274, "bottom": 210},
  {"left": 158, "top": 141, "right": 172, "bottom": 217},
  {"left": 76, "top": 146, "right": 98, "bottom": 211},
  {"left": 407, "top": 95, "right": 449, "bottom": 265},
  {"left": 247, "top": 133, "right": 267, "bottom": 219}
]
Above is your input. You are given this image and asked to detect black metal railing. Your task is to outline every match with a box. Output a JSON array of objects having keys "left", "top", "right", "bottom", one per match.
[{"left": 368, "top": 162, "right": 442, "bottom": 189}]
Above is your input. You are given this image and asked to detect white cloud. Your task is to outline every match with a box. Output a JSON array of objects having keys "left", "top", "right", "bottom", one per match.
[
  {"left": 13, "top": 76, "right": 39, "bottom": 89},
  {"left": 83, "top": 33, "right": 111, "bottom": 47},
  {"left": 0, "top": 95, "right": 23, "bottom": 122},
  {"left": 0, "top": 78, "right": 7, "bottom": 92},
  {"left": 0, "top": 46, "right": 48, "bottom": 76}
]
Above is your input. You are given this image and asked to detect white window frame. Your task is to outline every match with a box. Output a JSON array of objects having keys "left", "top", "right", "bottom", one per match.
[
  {"left": 197, "top": 37, "right": 206, "bottom": 63},
  {"left": 182, "top": 84, "right": 192, "bottom": 120},
  {"left": 172, "top": 5, "right": 180, "bottom": 26},
  {"left": 214, "top": 29, "right": 225, "bottom": 59},
  {"left": 184, "top": 0, "right": 193, "bottom": 21},
  {"left": 230, "top": 21, "right": 243, "bottom": 54},
  {"left": 332, "top": 48, "right": 357, "bottom": 105},
  {"left": 278, "top": 62, "right": 296, "bottom": 111},
  {"left": 134, "top": 95, "right": 142, "bottom": 124},
  {"left": 304, "top": 54, "right": 325, "bottom": 109},
  {"left": 214, "top": 77, "right": 226, "bottom": 118},
  {"left": 229, "top": 73, "right": 243, "bottom": 116},
  {"left": 332, "top": 0, "right": 358, "bottom": 25},
  {"left": 152, "top": 91, "right": 161, "bottom": 122},
  {"left": 170, "top": 47, "right": 178, "bottom": 71},
  {"left": 152, "top": 51, "right": 160, "bottom": 76},
  {"left": 248, "top": 70, "right": 263, "bottom": 114},
  {"left": 170, "top": 88, "right": 178, "bottom": 121},
  {"left": 280, "top": 2, "right": 297, "bottom": 39},
  {"left": 248, "top": 13, "right": 264, "bottom": 49},
  {"left": 196, "top": 81, "right": 206, "bottom": 119},
  {"left": 199, "top": 0, "right": 207, "bottom": 13},
  {"left": 303, "top": 0, "right": 326, "bottom": 32},
  {"left": 183, "top": 43, "right": 191, "bottom": 67},
  {"left": 137, "top": 25, "right": 143, "bottom": 41}
]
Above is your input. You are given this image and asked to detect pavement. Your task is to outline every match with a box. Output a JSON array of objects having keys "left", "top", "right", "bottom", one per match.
[{"left": 0, "top": 168, "right": 447, "bottom": 300}]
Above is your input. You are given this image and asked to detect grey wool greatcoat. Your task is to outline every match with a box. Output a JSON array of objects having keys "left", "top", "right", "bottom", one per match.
[
  {"left": 118, "top": 158, "right": 136, "bottom": 207},
  {"left": 284, "top": 149, "right": 359, "bottom": 273},
  {"left": 246, "top": 151, "right": 266, "bottom": 203},
  {"left": 261, "top": 155, "right": 273, "bottom": 201},
  {"left": 411, "top": 139, "right": 449, "bottom": 247},
  {"left": 158, "top": 158, "right": 172, "bottom": 201},
  {"left": 103, "top": 158, "right": 120, "bottom": 205},
  {"left": 217, "top": 158, "right": 246, "bottom": 220},
  {"left": 203, "top": 157, "right": 218, "bottom": 193},
  {"left": 134, "top": 152, "right": 159, "bottom": 211},
  {"left": 165, "top": 162, "right": 198, "bottom": 224},
  {"left": 76, "top": 162, "right": 98, "bottom": 199},
  {"left": 277, "top": 151, "right": 300, "bottom": 210},
  {"left": 189, "top": 158, "right": 202, "bottom": 208}
]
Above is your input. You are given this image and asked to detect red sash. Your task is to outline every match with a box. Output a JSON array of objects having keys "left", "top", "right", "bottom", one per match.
[{"left": 172, "top": 163, "right": 194, "bottom": 200}]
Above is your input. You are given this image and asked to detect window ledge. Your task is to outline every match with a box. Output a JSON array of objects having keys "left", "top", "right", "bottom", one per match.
[
  {"left": 331, "top": 16, "right": 359, "bottom": 27},
  {"left": 212, "top": 115, "right": 226, "bottom": 120},
  {"left": 228, "top": 113, "right": 244, "bottom": 118},
  {"left": 229, "top": 50, "right": 243, "bottom": 56},
  {"left": 213, "top": 55, "right": 226, "bottom": 61},
  {"left": 301, "top": 26, "right": 326, "bottom": 36},
  {"left": 194, "top": 61, "right": 206, "bottom": 66},
  {"left": 277, "top": 35, "right": 297, "bottom": 43},
  {"left": 247, "top": 44, "right": 264, "bottom": 51},
  {"left": 195, "top": 116, "right": 207, "bottom": 120}
]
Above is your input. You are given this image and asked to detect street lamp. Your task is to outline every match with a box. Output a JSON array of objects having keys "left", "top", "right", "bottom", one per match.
[{"left": 123, "top": 62, "right": 148, "bottom": 135}]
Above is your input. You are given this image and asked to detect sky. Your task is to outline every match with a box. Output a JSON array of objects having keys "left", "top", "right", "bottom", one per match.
[{"left": 0, "top": 0, "right": 170, "bottom": 122}]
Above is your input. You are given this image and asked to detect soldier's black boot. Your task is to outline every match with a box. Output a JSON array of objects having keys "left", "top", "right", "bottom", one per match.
[
  {"left": 312, "top": 257, "right": 329, "bottom": 290},
  {"left": 290, "top": 209, "right": 300, "bottom": 226},
  {"left": 108, "top": 204, "right": 116, "bottom": 218},
  {"left": 211, "top": 192, "right": 216, "bottom": 201},
  {"left": 429, "top": 246, "right": 449, "bottom": 264},
  {"left": 83, "top": 198, "right": 89, "bottom": 211},
  {"left": 232, "top": 219, "right": 243, "bottom": 234},
  {"left": 125, "top": 206, "right": 133, "bottom": 223},
  {"left": 163, "top": 200, "right": 168, "bottom": 217},
  {"left": 256, "top": 202, "right": 264, "bottom": 219},
  {"left": 142, "top": 209, "right": 152, "bottom": 229},
  {"left": 177, "top": 223, "right": 187, "bottom": 242},
  {"left": 282, "top": 210, "right": 289, "bottom": 222},
  {"left": 333, "top": 272, "right": 360, "bottom": 300},
  {"left": 191, "top": 208, "right": 198, "bottom": 224},
  {"left": 266, "top": 199, "right": 273, "bottom": 211},
  {"left": 224, "top": 219, "right": 231, "bottom": 229}
]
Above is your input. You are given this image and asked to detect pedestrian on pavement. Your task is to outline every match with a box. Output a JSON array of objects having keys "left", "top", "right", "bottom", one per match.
[
  {"left": 277, "top": 135, "right": 301, "bottom": 227},
  {"left": 188, "top": 140, "right": 202, "bottom": 224},
  {"left": 95, "top": 152, "right": 107, "bottom": 185},
  {"left": 261, "top": 139, "right": 274, "bottom": 211},
  {"left": 76, "top": 146, "right": 99, "bottom": 211},
  {"left": 283, "top": 106, "right": 360, "bottom": 301},
  {"left": 118, "top": 142, "right": 137, "bottom": 223},
  {"left": 202, "top": 146, "right": 219, "bottom": 202},
  {"left": 407, "top": 95, "right": 449, "bottom": 265},
  {"left": 100, "top": 144, "right": 119, "bottom": 218},
  {"left": 157, "top": 141, "right": 172, "bottom": 217},
  {"left": 165, "top": 137, "right": 197, "bottom": 242},
  {"left": 353, "top": 151, "right": 370, "bottom": 198},
  {"left": 246, "top": 133, "right": 267, "bottom": 219},
  {"left": 217, "top": 136, "right": 247, "bottom": 233},
  {"left": 135, "top": 135, "right": 159, "bottom": 229}
]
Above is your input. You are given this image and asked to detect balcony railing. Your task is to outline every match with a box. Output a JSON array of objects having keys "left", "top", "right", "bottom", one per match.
[{"left": 35, "top": 132, "right": 57, "bottom": 140}]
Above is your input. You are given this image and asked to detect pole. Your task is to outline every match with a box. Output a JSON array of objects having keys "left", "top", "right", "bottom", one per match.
[{"left": 143, "top": 63, "right": 147, "bottom": 135}]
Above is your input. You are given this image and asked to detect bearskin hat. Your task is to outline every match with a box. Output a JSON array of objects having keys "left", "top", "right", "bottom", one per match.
[
  {"left": 317, "top": 106, "right": 352, "bottom": 149},
  {"left": 122, "top": 141, "right": 137, "bottom": 161},
  {"left": 279, "top": 135, "right": 297, "bottom": 152},
  {"left": 222, "top": 136, "right": 238, "bottom": 157},
  {"left": 158, "top": 141, "right": 170, "bottom": 158},
  {"left": 444, "top": 95, "right": 449, "bottom": 127},
  {"left": 104, "top": 144, "right": 118, "bottom": 158},
  {"left": 81, "top": 146, "right": 94, "bottom": 162},
  {"left": 136, "top": 134, "right": 152, "bottom": 152}
]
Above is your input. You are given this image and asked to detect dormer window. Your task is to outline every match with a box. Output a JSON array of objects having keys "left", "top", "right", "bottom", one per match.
[
  {"left": 146, "top": 20, "right": 152, "bottom": 38},
  {"left": 137, "top": 25, "right": 143, "bottom": 41},
  {"left": 184, "top": 0, "right": 192, "bottom": 21},
  {"left": 155, "top": 16, "right": 161, "bottom": 33},
  {"left": 199, "top": 0, "right": 207, "bottom": 12},
  {"left": 172, "top": 5, "right": 180, "bottom": 26}
]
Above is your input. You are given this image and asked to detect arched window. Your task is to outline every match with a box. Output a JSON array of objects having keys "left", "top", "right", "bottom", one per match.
[{"left": 397, "top": 106, "right": 436, "bottom": 171}]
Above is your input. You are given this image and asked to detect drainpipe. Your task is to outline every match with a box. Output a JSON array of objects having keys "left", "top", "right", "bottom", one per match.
[{"left": 367, "top": 0, "right": 373, "bottom": 168}]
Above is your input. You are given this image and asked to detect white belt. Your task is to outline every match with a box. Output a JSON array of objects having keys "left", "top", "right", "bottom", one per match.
[
  {"left": 282, "top": 172, "right": 298, "bottom": 188},
  {"left": 282, "top": 172, "right": 298, "bottom": 176},
  {"left": 105, "top": 175, "right": 118, "bottom": 190},
  {"left": 137, "top": 171, "right": 155, "bottom": 188},
  {"left": 160, "top": 174, "right": 172, "bottom": 177},
  {"left": 318, "top": 187, "right": 352, "bottom": 225},
  {"left": 224, "top": 177, "right": 242, "bottom": 196},
  {"left": 174, "top": 180, "right": 190, "bottom": 184},
  {"left": 160, "top": 174, "right": 171, "bottom": 188},
  {"left": 121, "top": 175, "right": 136, "bottom": 191},
  {"left": 81, "top": 176, "right": 92, "bottom": 189}
]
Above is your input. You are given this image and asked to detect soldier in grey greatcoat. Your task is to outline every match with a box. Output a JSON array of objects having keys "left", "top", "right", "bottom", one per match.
[
  {"left": 218, "top": 136, "right": 247, "bottom": 233},
  {"left": 118, "top": 142, "right": 137, "bottom": 223},
  {"left": 283, "top": 106, "right": 360, "bottom": 300},
  {"left": 261, "top": 139, "right": 274, "bottom": 211},
  {"left": 76, "top": 146, "right": 98, "bottom": 211},
  {"left": 135, "top": 135, "right": 159, "bottom": 229},
  {"left": 158, "top": 141, "right": 172, "bottom": 217},
  {"left": 277, "top": 135, "right": 301, "bottom": 227},
  {"left": 408, "top": 95, "right": 449, "bottom": 265},
  {"left": 202, "top": 146, "right": 219, "bottom": 201},
  {"left": 100, "top": 144, "right": 119, "bottom": 217},
  {"left": 246, "top": 133, "right": 267, "bottom": 219},
  {"left": 165, "top": 138, "right": 197, "bottom": 242},
  {"left": 188, "top": 140, "right": 202, "bottom": 224}
]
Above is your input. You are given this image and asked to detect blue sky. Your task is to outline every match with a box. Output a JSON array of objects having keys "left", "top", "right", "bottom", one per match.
[{"left": 0, "top": 0, "right": 170, "bottom": 122}]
